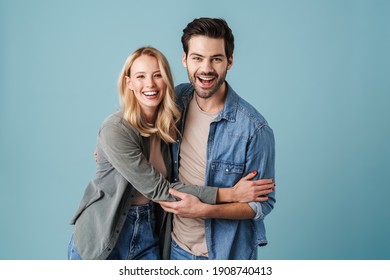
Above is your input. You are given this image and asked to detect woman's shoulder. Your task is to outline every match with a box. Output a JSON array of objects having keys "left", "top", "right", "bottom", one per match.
[
  {"left": 101, "top": 111, "right": 123, "bottom": 126},
  {"left": 99, "top": 111, "right": 140, "bottom": 138}
]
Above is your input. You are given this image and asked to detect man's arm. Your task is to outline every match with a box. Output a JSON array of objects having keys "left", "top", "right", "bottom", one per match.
[
  {"left": 158, "top": 124, "right": 276, "bottom": 219},
  {"left": 246, "top": 124, "right": 276, "bottom": 219},
  {"left": 95, "top": 139, "right": 274, "bottom": 204},
  {"left": 158, "top": 188, "right": 257, "bottom": 219},
  {"left": 158, "top": 172, "right": 275, "bottom": 219},
  {"left": 216, "top": 171, "right": 274, "bottom": 203}
]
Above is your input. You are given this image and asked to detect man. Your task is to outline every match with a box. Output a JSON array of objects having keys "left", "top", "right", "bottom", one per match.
[{"left": 158, "top": 18, "right": 276, "bottom": 260}]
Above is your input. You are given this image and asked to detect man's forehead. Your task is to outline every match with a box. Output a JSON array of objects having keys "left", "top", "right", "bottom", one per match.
[{"left": 187, "top": 36, "right": 226, "bottom": 56}]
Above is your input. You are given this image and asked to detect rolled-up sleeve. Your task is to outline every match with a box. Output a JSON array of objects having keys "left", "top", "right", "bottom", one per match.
[{"left": 246, "top": 124, "right": 276, "bottom": 220}]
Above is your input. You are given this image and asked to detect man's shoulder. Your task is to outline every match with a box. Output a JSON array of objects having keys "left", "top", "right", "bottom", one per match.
[
  {"left": 235, "top": 94, "right": 269, "bottom": 127},
  {"left": 174, "top": 83, "right": 193, "bottom": 108},
  {"left": 175, "top": 83, "right": 192, "bottom": 97}
]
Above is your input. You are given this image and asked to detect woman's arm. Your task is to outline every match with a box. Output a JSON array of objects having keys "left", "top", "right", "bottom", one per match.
[
  {"left": 216, "top": 172, "right": 274, "bottom": 203},
  {"left": 99, "top": 122, "right": 269, "bottom": 205}
]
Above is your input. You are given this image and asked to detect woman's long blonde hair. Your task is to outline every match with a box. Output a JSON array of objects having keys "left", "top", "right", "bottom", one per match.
[{"left": 118, "top": 46, "right": 180, "bottom": 143}]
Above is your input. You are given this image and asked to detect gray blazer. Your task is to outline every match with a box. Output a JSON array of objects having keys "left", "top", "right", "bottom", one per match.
[{"left": 70, "top": 111, "right": 217, "bottom": 259}]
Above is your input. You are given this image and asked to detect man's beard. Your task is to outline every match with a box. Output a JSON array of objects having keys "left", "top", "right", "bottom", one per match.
[{"left": 188, "top": 70, "right": 227, "bottom": 99}]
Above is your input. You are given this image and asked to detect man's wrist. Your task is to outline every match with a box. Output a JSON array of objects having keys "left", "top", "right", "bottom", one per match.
[{"left": 197, "top": 203, "right": 213, "bottom": 218}]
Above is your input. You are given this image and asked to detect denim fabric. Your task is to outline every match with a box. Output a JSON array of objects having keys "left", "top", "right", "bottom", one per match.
[
  {"left": 68, "top": 203, "right": 160, "bottom": 260},
  {"left": 172, "top": 83, "right": 276, "bottom": 259},
  {"left": 68, "top": 235, "right": 82, "bottom": 260},
  {"left": 170, "top": 239, "right": 208, "bottom": 260}
]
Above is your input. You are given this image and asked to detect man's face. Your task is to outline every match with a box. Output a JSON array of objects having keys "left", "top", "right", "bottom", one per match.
[{"left": 182, "top": 35, "right": 233, "bottom": 99}]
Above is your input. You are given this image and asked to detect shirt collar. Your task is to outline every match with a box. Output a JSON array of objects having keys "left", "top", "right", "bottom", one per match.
[
  {"left": 181, "top": 81, "right": 238, "bottom": 122},
  {"left": 215, "top": 82, "right": 238, "bottom": 122}
]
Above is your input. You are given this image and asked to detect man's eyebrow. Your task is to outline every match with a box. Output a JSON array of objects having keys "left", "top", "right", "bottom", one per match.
[
  {"left": 189, "top": 53, "right": 225, "bottom": 58},
  {"left": 189, "top": 52, "right": 204, "bottom": 57}
]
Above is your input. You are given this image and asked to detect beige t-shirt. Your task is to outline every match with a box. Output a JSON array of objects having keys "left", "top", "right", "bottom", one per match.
[
  {"left": 172, "top": 96, "right": 218, "bottom": 256},
  {"left": 131, "top": 133, "right": 167, "bottom": 205}
]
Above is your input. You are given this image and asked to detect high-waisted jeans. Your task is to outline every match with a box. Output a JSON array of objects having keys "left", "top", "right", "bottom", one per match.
[{"left": 68, "top": 202, "right": 160, "bottom": 260}]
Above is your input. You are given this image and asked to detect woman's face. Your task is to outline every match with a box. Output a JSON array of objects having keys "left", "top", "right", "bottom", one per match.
[{"left": 127, "top": 55, "right": 166, "bottom": 120}]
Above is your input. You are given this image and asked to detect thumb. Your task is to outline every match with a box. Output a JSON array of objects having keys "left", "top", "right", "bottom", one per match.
[{"left": 169, "top": 188, "right": 185, "bottom": 199}]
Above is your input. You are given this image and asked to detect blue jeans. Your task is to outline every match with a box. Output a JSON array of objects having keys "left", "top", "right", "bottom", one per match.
[
  {"left": 170, "top": 239, "right": 209, "bottom": 260},
  {"left": 68, "top": 234, "right": 82, "bottom": 260},
  {"left": 68, "top": 203, "right": 160, "bottom": 260}
]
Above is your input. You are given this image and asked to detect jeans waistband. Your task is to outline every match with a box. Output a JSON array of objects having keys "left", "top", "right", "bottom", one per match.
[{"left": 129, "top": 202, "right": 155, "bottom": 216}]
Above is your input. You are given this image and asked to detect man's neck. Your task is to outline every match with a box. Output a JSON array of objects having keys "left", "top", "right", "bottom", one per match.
[{"left": 194, "top": 84, "right": 227, "bottom": 113}]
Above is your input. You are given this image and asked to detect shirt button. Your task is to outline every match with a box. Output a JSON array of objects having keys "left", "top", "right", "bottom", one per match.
[{"left": 225, "top": 169, "right": 229, "bottom": 172}]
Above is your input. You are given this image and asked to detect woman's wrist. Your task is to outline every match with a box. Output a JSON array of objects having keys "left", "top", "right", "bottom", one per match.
[{"left": 216, "top": 188, "right": 235, "bottom": 203}]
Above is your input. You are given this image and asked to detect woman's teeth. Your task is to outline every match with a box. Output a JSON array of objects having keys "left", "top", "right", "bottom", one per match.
[{"left": 143, "top": 91, "right": 158, "bottom": 96}]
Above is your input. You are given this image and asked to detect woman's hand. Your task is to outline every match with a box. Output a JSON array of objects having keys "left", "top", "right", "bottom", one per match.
[{"left": 231, "top": 171, "right": 275, "bottom": 202}]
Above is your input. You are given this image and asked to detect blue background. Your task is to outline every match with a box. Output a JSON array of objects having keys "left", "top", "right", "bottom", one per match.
[{"left": 1, "top": 0, "right": 389, "bottom": 259}]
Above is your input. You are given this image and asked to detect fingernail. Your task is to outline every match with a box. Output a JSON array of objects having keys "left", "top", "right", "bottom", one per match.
[{"left": 252, "top": 170, "right": 257, "bottom": 175}]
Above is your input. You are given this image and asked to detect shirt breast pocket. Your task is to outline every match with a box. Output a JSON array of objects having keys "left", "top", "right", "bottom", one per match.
[{"left": 210, "top": 160, "right": 244, "bottom": 187}]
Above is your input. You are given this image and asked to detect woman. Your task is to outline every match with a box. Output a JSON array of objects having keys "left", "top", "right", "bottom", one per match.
[{"left": 68, "top": 46, "right": 274, "bottom": 260}]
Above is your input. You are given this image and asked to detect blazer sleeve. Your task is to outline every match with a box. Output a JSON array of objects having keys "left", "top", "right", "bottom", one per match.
[{"left": 99, "top": 122, "right": 217, "bottom": 204}]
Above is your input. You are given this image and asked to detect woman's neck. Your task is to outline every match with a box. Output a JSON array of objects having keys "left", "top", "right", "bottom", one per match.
[{"left": 143, "top": 109, "right": 157, "bottom": 124}]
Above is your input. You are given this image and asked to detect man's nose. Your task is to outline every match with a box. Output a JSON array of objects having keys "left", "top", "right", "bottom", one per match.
[{"left": 200, "top": 60, "right": 213, "bottom": 72}]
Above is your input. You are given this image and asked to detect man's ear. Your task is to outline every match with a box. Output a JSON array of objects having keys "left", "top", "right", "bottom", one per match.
[
  {"left": 182, "top": 52, "right": 187, "bottom": 68},
  {"left": 227, "top": 55, "right": 233, "bottom": 70}
]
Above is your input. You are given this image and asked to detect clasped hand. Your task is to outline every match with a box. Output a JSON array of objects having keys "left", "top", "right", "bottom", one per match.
[{"left": 157, "top": 171, "right": 275, "bottom": 218}]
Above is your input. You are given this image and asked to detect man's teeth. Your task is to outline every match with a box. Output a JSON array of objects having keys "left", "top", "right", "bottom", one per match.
[
  {"left": 199, "top": 77, "right": 214, "bottom": 81},
  {"left": 143, "top": 91, "right": 158, "bottom": 96}
]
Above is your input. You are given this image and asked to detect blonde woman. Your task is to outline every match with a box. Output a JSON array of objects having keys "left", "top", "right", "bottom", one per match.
[{"left": 68, "top": 47, "right": 274, "bottom": 260}]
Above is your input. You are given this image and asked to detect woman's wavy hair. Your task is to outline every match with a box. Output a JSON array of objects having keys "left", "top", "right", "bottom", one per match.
[{"left": 118, "top": 46, "right": 180, "bottom": 143}]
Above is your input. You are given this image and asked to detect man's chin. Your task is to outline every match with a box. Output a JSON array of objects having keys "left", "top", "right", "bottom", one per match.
[{"left": 194, "top": 88, "right": 215, "bottom": 99}]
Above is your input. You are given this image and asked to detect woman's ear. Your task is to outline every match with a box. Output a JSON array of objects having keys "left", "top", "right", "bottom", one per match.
[{"left": 125, "top": 76, "right": 133, "bottom": 90}]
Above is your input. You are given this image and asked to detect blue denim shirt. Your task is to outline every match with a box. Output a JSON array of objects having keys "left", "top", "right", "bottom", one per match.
[{"left": 172, "top": 82, "right": 276, "bottom": 259}]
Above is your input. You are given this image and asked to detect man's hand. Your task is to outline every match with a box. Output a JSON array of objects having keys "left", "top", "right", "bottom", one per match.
[
  {"left": 156, "top": 189, "right": 208, "bottom": 218},
  {"left": 94, "top": 148, "right": 98, "bottom": 162},
  {"left": 231, "top": 171, "right": 275, "bottom": 202},
  {"left": 158, "top": 188, "right": 257, "bottom": 220}
]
